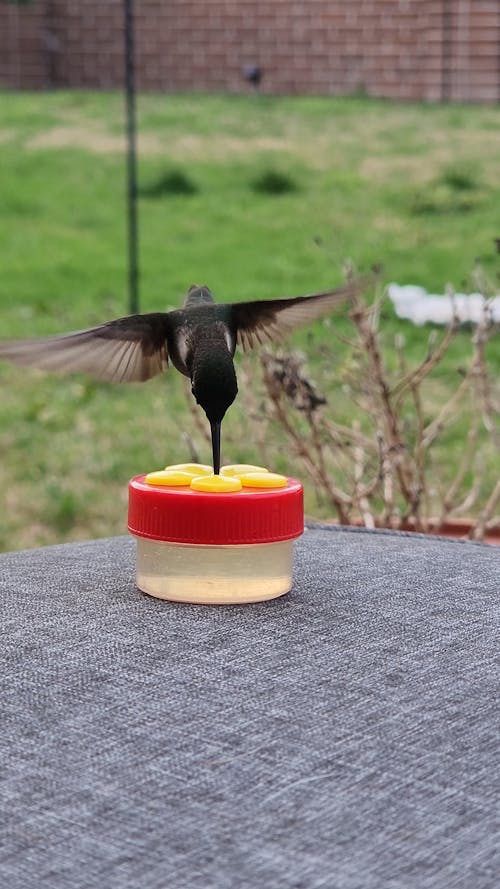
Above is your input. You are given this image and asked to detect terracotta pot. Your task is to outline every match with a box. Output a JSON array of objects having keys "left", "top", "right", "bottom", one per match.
[
  {"left": 322, "top": 517, "right": 500, "bottom": 545},
  {"left": 398, "top": 518, "right": 500, "bottom": 545}
]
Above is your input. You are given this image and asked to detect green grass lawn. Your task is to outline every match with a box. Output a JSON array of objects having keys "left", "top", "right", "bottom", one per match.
[{"left": 0, "top": 91, "right": 498, "bottom": 550}]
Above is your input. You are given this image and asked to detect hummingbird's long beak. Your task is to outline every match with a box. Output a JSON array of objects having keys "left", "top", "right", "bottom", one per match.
[{"left": 210, "top": 420, "right": 221, "bottom": 475}]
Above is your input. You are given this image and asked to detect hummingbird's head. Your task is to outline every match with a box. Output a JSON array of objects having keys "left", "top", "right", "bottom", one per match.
[{"left": 190, "top": 346, "right": 238, "bottom": 424}]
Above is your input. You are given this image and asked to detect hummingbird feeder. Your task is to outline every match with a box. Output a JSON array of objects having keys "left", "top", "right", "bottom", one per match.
[{"left": 128, "top": 464, "right": 304, "bottom": 605}]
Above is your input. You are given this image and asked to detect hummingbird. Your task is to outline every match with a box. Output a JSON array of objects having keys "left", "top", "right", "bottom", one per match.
[{"left": 0, "top": 280, "right": 365, "bottom": 473}]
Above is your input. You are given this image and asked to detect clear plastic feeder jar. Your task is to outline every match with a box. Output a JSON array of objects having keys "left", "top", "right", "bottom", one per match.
[{"left": 128, "top": 474, "right": 303, "bottom": 605}]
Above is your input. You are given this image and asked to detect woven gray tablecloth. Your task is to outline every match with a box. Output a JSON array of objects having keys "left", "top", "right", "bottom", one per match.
[{"left": 1, "top": 525, "right": 499, "bottom": 889}]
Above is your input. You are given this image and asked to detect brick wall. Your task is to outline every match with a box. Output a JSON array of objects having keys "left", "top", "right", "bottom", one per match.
[{"left": 0, "top": 0, "right": 498, "bottom": 103}]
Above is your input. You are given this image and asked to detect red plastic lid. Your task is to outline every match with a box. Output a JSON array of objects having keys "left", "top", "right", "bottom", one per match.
[{"left": 128, "top": 475, "right": 304, "bottom": 545}]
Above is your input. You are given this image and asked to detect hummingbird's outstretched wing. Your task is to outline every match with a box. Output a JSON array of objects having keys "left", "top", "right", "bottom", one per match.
[
  {"left": 0, "top": 314, "right": 171, "bottom": 383},
  {"left": 228, "top": 278, "right": 368, "bottom": 351}
]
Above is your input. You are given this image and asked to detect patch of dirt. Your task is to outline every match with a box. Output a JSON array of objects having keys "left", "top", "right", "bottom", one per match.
[
  {"left": 360, "top": 155, "right": 434, "bottom": 184},
  {"left": 24, "top": 125, "right": 289, "bottom": 158},
  {"left": 0, "top": 129, "right": 14, "bottom": 144},
  {"left": 20, "top": 115, "right": 500, "bottom": 183},
  {"left": 173, "top": 134, "right": 287, "bottom": 158},
  {"left": 361, "top": 129, "right": 500, "bottom": 185},
  {"left": 25, "top": 125, "right": 158, "bottom": 154}
]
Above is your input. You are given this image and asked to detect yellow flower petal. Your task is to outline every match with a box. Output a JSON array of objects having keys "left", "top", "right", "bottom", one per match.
[
  {"left": 190, "top": 475, "right": 242, "bottom": 492},
  {"left": 145, "top": 470, "right": 193, "bottom": 486},
  {"left": 240, "top": 472, "right": 288, "bottom": 488},
  {"left": 164, "top": 463, "right": 213, "bottom": 476},
  {"left": 221, "top": 464, "right": 269, "bottom": 477}
]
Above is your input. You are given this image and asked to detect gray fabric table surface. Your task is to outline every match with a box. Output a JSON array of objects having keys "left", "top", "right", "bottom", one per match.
[{"left": 1, "top": 525, "right": 499, "bottom": 889}]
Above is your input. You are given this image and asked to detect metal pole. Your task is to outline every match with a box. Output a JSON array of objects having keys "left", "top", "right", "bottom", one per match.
[
  {"left": 441, "top": 0, "right": 453, "bottom": 102},
  {"left": 124, "top": 0, "right": 139, "bottom": 314}
]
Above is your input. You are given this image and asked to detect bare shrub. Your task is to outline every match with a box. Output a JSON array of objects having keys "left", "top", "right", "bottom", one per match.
[{"left": 238, "top": 284, "right": 499, "bottom": 541}]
